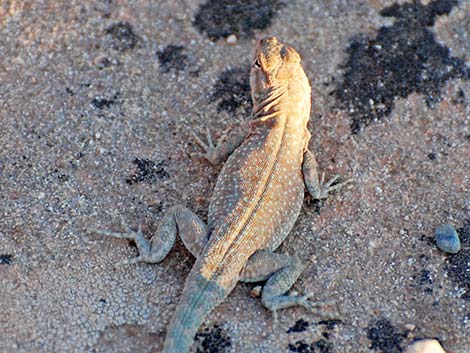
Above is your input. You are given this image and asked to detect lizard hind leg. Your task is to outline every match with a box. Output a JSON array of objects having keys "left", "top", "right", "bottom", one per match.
[
  {"left": 240, "top": 250, "right": 338, "bottom": 326},
  {"left": 90, "top": 205, "right": 209, "bottom": 267}
]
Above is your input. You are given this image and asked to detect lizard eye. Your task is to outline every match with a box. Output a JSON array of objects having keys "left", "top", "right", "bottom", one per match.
[{"left": 254, "top": 59, "right": 261, "bottom": 68}]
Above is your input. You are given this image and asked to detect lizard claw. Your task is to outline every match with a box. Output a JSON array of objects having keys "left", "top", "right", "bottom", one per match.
[
  {"left": 264, "top": 292, "right": 340, "bottom": 330},
  {"left": 301, "top": 294, "right": 342, "bottom": 320},
  {"left": 315, "top": 174, "right": 353, "bottom": 199},
  {"left": 191, "top": 127, "right": 212, "bottom": 151},
  {"left": 89, "top": 212, "right": 151, "bottom": 267},
  {"left": 191, "top": 127, "right": 226, "bottom": 165},
  {"left": 270, "top": 309, "right": 279, "bottom": 332}
]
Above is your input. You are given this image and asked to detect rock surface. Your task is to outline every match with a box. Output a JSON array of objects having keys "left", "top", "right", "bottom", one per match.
[{"left": 1, "top": 1, "right": 469, "bottom": 352}]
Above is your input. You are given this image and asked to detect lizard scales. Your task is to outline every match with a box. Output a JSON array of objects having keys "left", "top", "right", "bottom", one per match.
[
  {"left": 95, "top": 36, "right": 347, "bottom": 353},
  {"left": 166, "top": 37, "right": 316, "bottom": 352}
]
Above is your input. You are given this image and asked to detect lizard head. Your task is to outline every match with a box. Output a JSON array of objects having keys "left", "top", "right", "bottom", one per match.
[{"left": 250, "top": 36, "right": 305, "bottom": 105}]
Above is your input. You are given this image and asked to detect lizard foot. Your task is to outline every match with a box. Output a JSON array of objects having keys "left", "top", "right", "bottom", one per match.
[
  {"left": 314, "top": 173, "right": 353, "bottom": 200},
  {"left": 89, "top": 213, "right": 153, "bottom": 267},
  {"left": 264, "top": 293, "right": 340, "bottom": 329},
  {"left": 191, "top": 127, "right": 226, "bottom": 165}
]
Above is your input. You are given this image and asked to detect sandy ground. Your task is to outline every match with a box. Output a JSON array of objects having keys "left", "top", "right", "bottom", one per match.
[{"left": 1, "top": 1, "right": 469, "bottom": 352}]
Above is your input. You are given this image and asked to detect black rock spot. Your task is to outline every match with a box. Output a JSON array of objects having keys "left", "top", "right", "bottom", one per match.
[
  {"left": 288, "top": 339, "right": 332, "bottom": 353},
  {"left": 210, "top": 66, "right": 252, "bottom": 114},
  {"left": 419, "top": 269, "right": 433, "bottom": 285},
  {"left": 452, "top": 88, "right": 466, "bottom": 105},
  {"left": 91, "top": 93, "right": 119, "bottom": 109},
  {"left": 52, "top": 169, "right": 70, "bottom": 183},
  {"left": 287, "top": 320, "right": 338, "bottom": 352},
  {"left": 318, "top": 319, "right": 341, "bottom": 331},
  {"left": 336, "top": 0, "right": 470, "bottom": 133},
  {"left": 126, "top": 158, "right": 169, "bottom": 185},
  {"left": 411, "top": 268, "right": 434, "bottom": 294},
  {"left": 157, "top": 45, "right": 189, "bottom": 73},
  {"left": 288, "top": 341, "right": 313, "bottom": 353},
  {"left": 287, "top": 319, "right": 310, "bottom": 333},
  {"left": 305, "top": 196, "right": 324, "bottom": 215},
  {"left": 97, "top": 57, "right": 120, "bottom": 69},
  {"left": 106, "top": 22, "right": 139, "bottom": 51},
  {"left": 367, "top": 318, "right": 406, "bottom": 353},
  {"left": 194, "top": 324, "right": 231, "bottom": 353},
  {"left": 0, "top": 254, "right": 13, "bottom": 265},
  {"left": 424, "top": 287, "right": 434, "bottom": 295},
  {"left": 193, "top": 0, "right": 285, "bottom": 41},
  {"left": 447, "top": 219, "right": 470, "bottom": 300}
]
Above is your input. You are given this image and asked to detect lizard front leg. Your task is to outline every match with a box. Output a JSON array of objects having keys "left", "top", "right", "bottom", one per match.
[
  {"left": 240, "top": 250, "right": 338, "bottom": 325},
  {"left": 192, "top": 126, "right": 249, "bottom": 165},
  {"left": 302, "top": 149, "right": 352, "bottom": 200},
  {"left": 90, "top": 205, "right": 209, "bottom": 266}
]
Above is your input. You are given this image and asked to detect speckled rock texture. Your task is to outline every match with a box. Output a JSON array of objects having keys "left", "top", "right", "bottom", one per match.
[{"left": 0, "top": 1, "right": 469, "bottom": 353}]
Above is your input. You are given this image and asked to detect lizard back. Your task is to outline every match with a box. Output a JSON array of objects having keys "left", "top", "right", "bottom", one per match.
[
  {"left": 203, "top": 95, "right": 311, "bottom": 289},
  {"left": 199, "top": 37, "right": 313, "bottom": 289},
  {"left": 162, "top": 36, "right": 314, "bottom": 353}
]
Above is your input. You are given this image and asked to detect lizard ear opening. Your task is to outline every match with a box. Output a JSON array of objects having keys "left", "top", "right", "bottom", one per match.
[
  {"left": 276, "top": 46, "right": 301, "bottom": 81},
  {"left": 280, "top": 46, "right": 300, "bottom": 64}
]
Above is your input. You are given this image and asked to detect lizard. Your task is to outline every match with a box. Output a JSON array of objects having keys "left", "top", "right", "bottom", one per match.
[{"left": 93, "top": 36, "right": 350, "bottom": 353}]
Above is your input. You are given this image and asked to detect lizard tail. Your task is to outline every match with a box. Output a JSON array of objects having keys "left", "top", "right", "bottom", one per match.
[{"left": 162, "top": 272, "right": 228, "bottom": 353}]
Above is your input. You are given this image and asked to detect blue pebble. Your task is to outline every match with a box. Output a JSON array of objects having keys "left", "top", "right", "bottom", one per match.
[{"left": 435, "top": 224, "right": 461, "bottom": 254}]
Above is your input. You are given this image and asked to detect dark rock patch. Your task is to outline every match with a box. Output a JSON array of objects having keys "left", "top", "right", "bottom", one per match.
[
  {"left": 106, "top": 22, "right": 139, "bottom": 51},
  {"left": 157, "top": 45, "right": 189, "bottom": 73},
  {"left": 336, "top": 0, "right": 470, "bottom": 133},
  {"left": 287, "top": 319, "right": 310, "bottom": 333},
  {"left": 410, "top": 268, "right": 434, "bottom": 294},
  {"left": 288, "top": 339, "right": 332, "bottom": 353},
  {"left": 97, "top": 57, "right": 120, "bottom": 69},
  {"left": 287, "top": 320, "right": 338, "bottom": 352},
  {"left": 126, "top": 158, "right": 169, "bottom": 185},
  {"left": 0, "top": 254, "right": 13, "bottom": 265},
  {"left": 91, "top": 92, "right": 119, "bottom": 109},
  {"left": 52, "top": 169, "right": 70, "bottom": 183},
  {"left": 288, "top": 340, "right": 313, "bottom": 353},
  {"left": 419, "top": 269, "right": 433, "bottom": 285},
  {"left": 447, "top": 220, "right": 470, "bottom": 300},
  {"left": 367, "top": 318, "right": 406, "bottom": 353},
  {"left": 452, "top": 88, "right": 466, "bottom": 105},
  {"left": 305, "top": 198, "right": 324, "bottom": 215},
  {"left": 318, "top": 320, "right": 341, "bottom": 331},
  {"left": 193, "top": 0, "right": 285, "bottom": 41},
  {"left": 194, "top": 324, "right": 231, "bottom": 353},
  {"left": 210, "top": 66, "right": 252, "bottom": 115}
]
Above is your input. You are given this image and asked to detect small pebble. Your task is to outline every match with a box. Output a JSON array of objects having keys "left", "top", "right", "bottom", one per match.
[
  {"left": 250, "top": 285, "right": 262, "bottom": 298},
  {"left": 435, "top": 224, "right": 461, "bottom": 254},
  {"left": 226, "top": 34, "right": 237, "bottom": 45},
  {"left": 403, "top": 339, "right": 446, "bottom": 353}
]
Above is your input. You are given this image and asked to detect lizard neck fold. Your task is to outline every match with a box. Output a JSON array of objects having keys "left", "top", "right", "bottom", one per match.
[{"left": 252, "top": 84, "right": 288, "bottom": 120}]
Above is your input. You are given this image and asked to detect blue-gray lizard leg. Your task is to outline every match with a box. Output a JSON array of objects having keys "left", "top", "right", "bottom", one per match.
[
  {"left": 302, "top": 149, "right": 352, "bottom": 199},
  {"left": 240, "top": 250, "right": 337, "bottom": 324},
  {"left": 91, "top": 205, "right": 209, "bottom": 266},
  {"left": 192, "top": 126, "right": 249, "bottom": 165}
]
